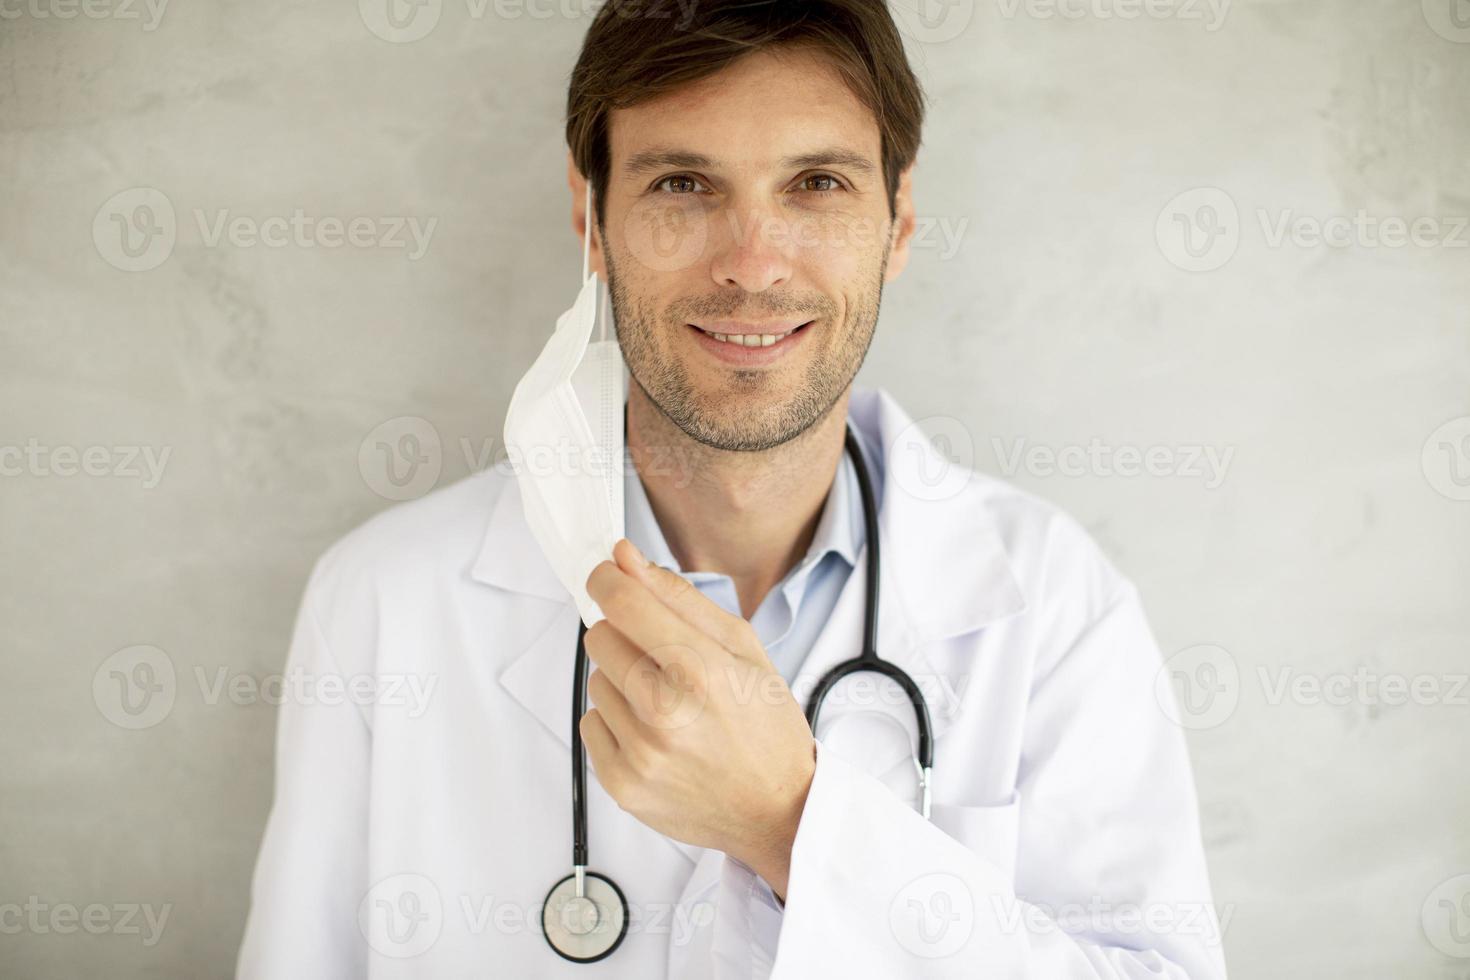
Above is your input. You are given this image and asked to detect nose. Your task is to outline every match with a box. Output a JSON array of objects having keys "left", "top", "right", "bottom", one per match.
[{"left": 707, "top": 200, "right": 795, "bottom": 293}]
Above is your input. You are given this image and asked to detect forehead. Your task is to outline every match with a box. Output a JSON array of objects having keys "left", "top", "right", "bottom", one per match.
[{"left": 606, "top": 46, "right": 881, "bottom": 178}]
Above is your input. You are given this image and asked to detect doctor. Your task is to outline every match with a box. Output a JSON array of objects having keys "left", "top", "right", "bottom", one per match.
[{"left": 237, "top": 1, "right": 1227, "bottom": 977}]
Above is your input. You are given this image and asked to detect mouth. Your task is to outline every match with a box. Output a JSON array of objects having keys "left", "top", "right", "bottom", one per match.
[
  {"left": 684, "top": 320, "right": 815, "bottom": 365},
  {"left": 688, "top": 322, "right": 811, "bottom": 347}
]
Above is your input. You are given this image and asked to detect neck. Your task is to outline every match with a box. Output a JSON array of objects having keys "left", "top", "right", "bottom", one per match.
[{"left": 626, "top": 385, "right": 852, "bottom": 620}]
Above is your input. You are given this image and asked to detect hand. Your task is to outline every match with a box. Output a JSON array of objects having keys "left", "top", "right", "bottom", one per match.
[{"left": 579, "top": 538, "right": 817, "bottom": 900}]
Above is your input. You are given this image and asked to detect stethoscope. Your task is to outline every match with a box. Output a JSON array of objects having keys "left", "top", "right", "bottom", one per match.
[{"left": 541, "top": 422, "right": 935, "bottom": 962}]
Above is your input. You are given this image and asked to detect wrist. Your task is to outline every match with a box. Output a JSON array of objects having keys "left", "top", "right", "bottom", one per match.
[{"left": 734, "top": 739, "right": 815, "bottom": 901}]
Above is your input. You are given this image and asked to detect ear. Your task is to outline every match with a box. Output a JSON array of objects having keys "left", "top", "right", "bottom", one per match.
[
  {"left": 567, "top": 150, "right": 607, "bottom": 279},
  {"left": 883, "top": 164, "right": 917, "bottom": 283}
]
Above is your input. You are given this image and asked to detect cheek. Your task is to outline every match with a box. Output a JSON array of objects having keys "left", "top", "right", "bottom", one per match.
[
  {"left": 793, "top": 210, "right": 884, "bottom": 252},
  {"left": 788, "top": 211, "right": 886, "bottom": 280},
  {"left": 618, "top": 195, "right": 710, "bottom": 277},
  {"left": 788, "top": 218, "right": 881, "bottom": 323}
]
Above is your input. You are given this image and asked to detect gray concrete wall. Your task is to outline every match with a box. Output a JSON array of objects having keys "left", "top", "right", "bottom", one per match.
[{"left": 1, "top": 1, "right": 1467, "bottom": 976}]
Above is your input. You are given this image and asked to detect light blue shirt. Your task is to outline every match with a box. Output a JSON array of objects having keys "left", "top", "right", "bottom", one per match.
[{"left": 623, "top": 432, "right": 869, "bottom": 685}]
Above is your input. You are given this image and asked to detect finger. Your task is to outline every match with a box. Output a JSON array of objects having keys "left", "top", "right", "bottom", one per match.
[
  {"left": 586, "top": 558, "right": 706, "bottom": 672},
  {"left": 582, "top": 619, "right": 645, "bottom": 689},
  {"left": 587, "top": 665, "right": 651, "bottom": 746},
  {"left": 613, "top": 538, "right": 755, "bottom": 656},
  {"left": 578, "top": 708, "right": 628, "bottom": 789},
  {"left": 586, "top": 624, "right": 699, "bottom": 728}
]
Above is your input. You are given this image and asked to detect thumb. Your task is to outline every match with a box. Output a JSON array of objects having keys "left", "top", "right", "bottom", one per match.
[{"left": 613, "top": 538, "right": 757, "bottom": 657}]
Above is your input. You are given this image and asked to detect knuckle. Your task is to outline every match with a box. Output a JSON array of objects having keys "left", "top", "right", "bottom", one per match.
[
  {"left": 629, "top": 653, "right": 663, "bottom": 687},
  {"left": 637, "top": 723, "right": 670, "bottom": 754},
  {"left": 664, "top": 656, "right": 706, "bottom": 697},
  {"left": 666, "top": 573, "right": 696, "bottom": 604},
  {"left": 680, "top": 663, "right": 709, "bottom": 700},
  {"left": 622, "top": 676, "right": 653, "bottom": 719},
  {"left": 613, "top": 781, "right": 644, "bottom": 816},
  {"left": 625, "top": 739, "right": 659, "bottom": 778}
]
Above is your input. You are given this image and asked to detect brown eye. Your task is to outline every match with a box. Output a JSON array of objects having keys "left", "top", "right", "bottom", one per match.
[
  {"left": 656, "top": 175, "right": 703, "bottom": 195},
  {"left": 799, "top": 173, "right": 843, "bottom": 195}
]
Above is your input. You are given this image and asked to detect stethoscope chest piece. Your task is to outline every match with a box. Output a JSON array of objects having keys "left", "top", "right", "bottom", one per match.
[{"left": 542, "top": 870, "right": 628, "bottom": 963}]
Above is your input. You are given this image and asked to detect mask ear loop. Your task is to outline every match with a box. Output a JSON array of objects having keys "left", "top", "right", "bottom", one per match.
[
  {"left": 581, "top": 181, "right": 592, "bottom": 284},
  {"left": 599, "top": 282, "right": 611, "bottom": 344},
  {"left": 582, "top": 181, "right": 609, "bottom": 344}
]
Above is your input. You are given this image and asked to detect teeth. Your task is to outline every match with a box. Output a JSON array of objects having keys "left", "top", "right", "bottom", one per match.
[{"left": 703, "top": 328, "right": 796, "bottom": 347}]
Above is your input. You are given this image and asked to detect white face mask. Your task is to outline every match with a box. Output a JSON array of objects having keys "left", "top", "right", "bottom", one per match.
[{"left": 502, "top": 182, "right": 627, "bottom": 626}]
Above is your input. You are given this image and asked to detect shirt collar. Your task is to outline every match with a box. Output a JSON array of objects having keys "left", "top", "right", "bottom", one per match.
[{"left": 623, "top": 437, "right": 865, "bottom": 580}]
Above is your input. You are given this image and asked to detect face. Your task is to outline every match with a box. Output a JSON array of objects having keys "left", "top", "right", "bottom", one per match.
[{"left": 576, "top": 45, "right": 916, "bottom": 453}]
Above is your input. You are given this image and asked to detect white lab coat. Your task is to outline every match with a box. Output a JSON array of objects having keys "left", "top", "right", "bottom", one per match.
[{"left": 237, "top": 385, "right": 1228, "bottom": 979}]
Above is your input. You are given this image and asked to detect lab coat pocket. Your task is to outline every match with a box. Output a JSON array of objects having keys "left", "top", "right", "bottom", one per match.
[{"left": 928, "top": 794, "right": 1022, "bottom": 881}]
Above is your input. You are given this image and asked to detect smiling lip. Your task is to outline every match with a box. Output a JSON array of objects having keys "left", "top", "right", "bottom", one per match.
[
  {"left": 690, "top": 320, "right": 808, "bottom": 336},
  {"left": 686, "top": 320, "right": 814, "bottom": 365}
]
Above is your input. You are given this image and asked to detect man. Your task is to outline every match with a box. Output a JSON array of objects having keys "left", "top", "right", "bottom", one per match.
[{"left": 238, "top": 2, "right": 1228, "bottom": 977}]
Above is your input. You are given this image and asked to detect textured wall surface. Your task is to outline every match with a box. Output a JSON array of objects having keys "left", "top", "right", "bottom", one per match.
[{"left": 2, "top": 1, "right": 1467, "bottom": 977}]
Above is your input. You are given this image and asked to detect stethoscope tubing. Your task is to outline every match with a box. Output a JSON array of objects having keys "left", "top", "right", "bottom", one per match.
[
  {"left": 569, "top": 423, "right": 933, "bottom": 867},
  {"left": 553, "top": 422, "right": 934, "bottom": 960}
]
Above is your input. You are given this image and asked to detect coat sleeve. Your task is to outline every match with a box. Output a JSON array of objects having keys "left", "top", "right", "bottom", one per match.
[
  {"left": 765, "top": 581, "right": 1229, "bottom": 979},
  {"left": 236, "top": 559, "right": 372, "bottom": 978}
]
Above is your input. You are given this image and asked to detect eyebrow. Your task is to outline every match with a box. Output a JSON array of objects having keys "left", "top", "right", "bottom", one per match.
[{"left": 621, "top": 146, "right": 878, "bottom": 180}]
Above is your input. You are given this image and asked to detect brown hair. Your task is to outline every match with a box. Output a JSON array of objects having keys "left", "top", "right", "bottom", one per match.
[{"left": 565, "top": 0, "right": 927, "bottom": 229}]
